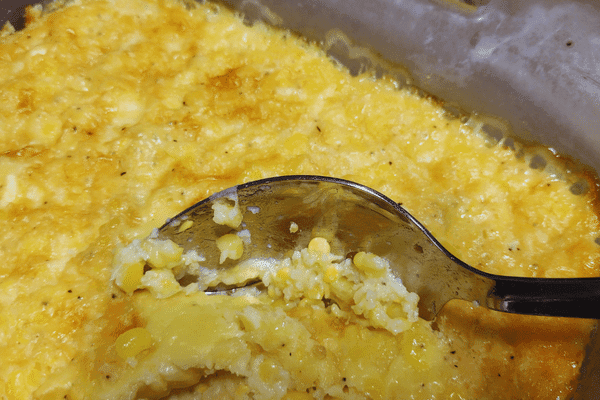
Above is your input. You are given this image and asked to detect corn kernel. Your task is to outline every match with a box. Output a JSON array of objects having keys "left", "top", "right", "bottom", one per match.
[
  {"left": 114, "top": 261, "right": 144, "bottom": 293},
  {"left": 238, "top": 307, "right": 262, "bottom": 331},
  {"left": 324, "top": 265, "right": 339, "bottom": 283},
  {"left": 307, "top": 284, "right": 324, "bottom": 299},
  {"left": 385, "top": 303, "right": 407, "bottom": 319},
  {"left": 212, "top": 198, "right": 243, "bottom": 228},
  {"left": 276, "top": 267, "right": 291, "bottom": 281},
  {"left": 330, "top": 278, "right": 354, "bottom": 302},
  {"left": 308, "top": 237, "right": 330, "bottom": 254},
  {"left": 353, "top": 251, "right": 386, "bottom": 273},
  {"left": 216, "top": 233, "right": 244, "bottom": 263},
  {"left": 141, "top": 239, "right": 184, "bottom": 269},
  {"left": 115, "top": 327, "right": 153, "bottom": 359},
  {"left": 178, "top": 220, "right": 194, "bottom": 233},
  {"left": 140, "top": 269, "right": 182, "bottom": 298},
  {"left": 258, "top": 358, "right": 279, "bottom": 383}
]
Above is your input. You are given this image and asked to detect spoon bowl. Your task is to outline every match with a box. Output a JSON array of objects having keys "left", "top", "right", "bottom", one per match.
[{"left": 159, "top": 175, "right": 600, "bottom": 321}]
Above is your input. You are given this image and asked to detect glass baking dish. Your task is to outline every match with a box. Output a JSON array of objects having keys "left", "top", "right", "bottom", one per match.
[{"left": 2, "top": 0, "right": 599, "bottom": 397}]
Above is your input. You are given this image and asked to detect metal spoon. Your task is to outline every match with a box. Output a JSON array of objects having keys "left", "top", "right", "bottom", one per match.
[{"left": 158, "top": 175, "right": 600, "bottom": 321}]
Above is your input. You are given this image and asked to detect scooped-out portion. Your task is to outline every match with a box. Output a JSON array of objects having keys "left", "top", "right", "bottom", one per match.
[
  {"left": 1, "top": 0, "right": 599, "bottom": 398},
  {"left": 105, "top": 229, "right": 437, "bottom": 399}
]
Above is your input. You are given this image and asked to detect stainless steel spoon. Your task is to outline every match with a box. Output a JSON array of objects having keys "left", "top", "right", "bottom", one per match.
[{"left": 158, "top": 175, "right": 600, "bottom": 321}]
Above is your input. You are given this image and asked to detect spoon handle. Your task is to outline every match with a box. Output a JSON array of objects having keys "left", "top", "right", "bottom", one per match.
[{"left": 487, "top": 276, "right": 600, "bottom": 319}]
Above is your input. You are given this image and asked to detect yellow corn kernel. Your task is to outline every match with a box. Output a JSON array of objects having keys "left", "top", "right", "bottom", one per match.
[
  {"left": 353, "top": 251, "right": 386, "bottom": 273},
  {"left": 385, "top": 302, "right": 407, "bottom": 319},
  {"left": 141, "top": 239, "right": 183, "bottom": 269},
  {"left": 324, "top": 265, "right": 339, "bottom": 283},
  {"left": 276, "top": 267, "right": 291, "bottom": 281},
  {"left": 115, "top": 327, "right": 153, "bottom": 360},
  {"left": 114, "top": 261, "right": 144, "bottom": 293},
  {"left": 258, "top": 358, "right": 280, "bottom": 383},
  {"left": 216, "top": 233, "right": 244, "bottom": 263},
  {"left": 177, "top": 219, "right": 194, "bottom": 233},
  {"left": 330, "top": 278, "right": 354, "bottom": 302},
  {"left": 308, "top": 237, "right": 330, "bottom": 254},
  {"left": 307, "top": 283, "right": 325, "bottom": 300},
  {"left": 238, "top": 307, "right": 262, "bottom": 331},
  {"left": 212, "top": 198, "right": 243, "bottom": 228},
  {"left": 140, "top": 268, "right": 183, "bottom": 298},
  {"left": 289, "top": 221, "right": 299, "bottom": 233}
]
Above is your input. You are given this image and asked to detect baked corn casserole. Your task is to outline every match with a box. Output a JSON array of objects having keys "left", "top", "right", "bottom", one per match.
[{"left": 1, "top": 0, "right": 600, "bottom": 398}]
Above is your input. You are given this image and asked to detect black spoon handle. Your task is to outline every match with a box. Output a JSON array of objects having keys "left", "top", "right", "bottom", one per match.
[{"left": 487, "top": 276, "right": 600, "bottom": 319}]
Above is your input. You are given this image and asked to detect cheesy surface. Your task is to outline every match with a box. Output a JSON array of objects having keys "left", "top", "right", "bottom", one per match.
[{"left": 0, "top": 0, "right": 599, "bottom": 399}]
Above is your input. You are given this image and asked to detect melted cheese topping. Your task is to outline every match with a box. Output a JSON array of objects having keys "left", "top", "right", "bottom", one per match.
[{"left": 0, "top": 0, "right": 599, "bottom": 398}]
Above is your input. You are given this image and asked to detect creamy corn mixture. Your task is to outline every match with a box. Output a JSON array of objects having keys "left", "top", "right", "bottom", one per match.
[
  {"left": 1, "top": 0, "right": 599, "bottom": 399},
  {"left": 108, "top": 233, "right": 424, "bottom": 399}
]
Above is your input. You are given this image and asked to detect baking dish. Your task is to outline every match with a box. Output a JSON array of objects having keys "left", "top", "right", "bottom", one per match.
[{"left": 2, "top": 0, "right": 599, "bottom": 397}]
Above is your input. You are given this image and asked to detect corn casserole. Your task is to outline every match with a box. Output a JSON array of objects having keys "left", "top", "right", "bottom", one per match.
[{"left": 1, "top": 0, "right": 600, "bottom": 398}]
